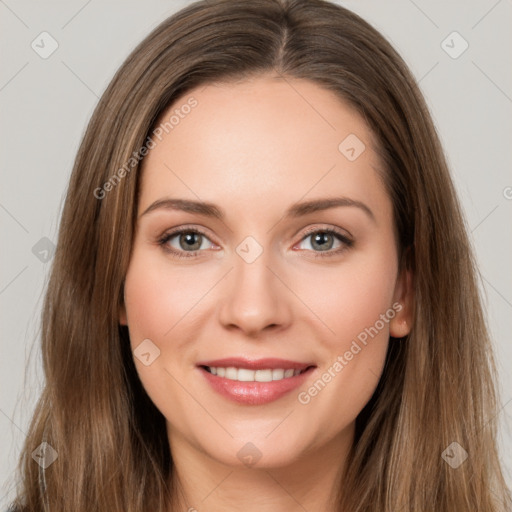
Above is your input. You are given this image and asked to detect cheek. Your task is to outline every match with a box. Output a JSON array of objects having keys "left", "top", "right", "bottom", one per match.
[
  {"left": 122, "top": 250, "right": 205, "bottom": 414},
  {"left": 293, "top": 247, "right": 398, "bottom": 347},
  {"left": 123, "top": 248, "right": 213, "bottom": 345},
  {"left": 292, "top": 244, "right": 397, "bottom": 413}
]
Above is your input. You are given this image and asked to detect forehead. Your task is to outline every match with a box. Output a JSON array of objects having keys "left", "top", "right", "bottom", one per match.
[{"left": 139, "top": 75, "right": 389, "bottom": 220}]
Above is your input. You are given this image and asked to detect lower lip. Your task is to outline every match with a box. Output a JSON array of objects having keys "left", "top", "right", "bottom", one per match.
[{"left": 198, "top": 366, "right": 315, "bottom": 405}]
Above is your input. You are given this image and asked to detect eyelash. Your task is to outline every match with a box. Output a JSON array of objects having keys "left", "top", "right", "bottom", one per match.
[{"left": 157, "top": 226, "right": 354, "bottom": 260}]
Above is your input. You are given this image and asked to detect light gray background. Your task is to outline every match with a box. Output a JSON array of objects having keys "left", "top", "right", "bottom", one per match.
[{"left": 1, "top": 0, "right": 511, "bottom": 506}]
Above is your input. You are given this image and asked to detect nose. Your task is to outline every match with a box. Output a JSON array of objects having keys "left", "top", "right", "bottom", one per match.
[{"left": 218, "top": 251, "right": 293, "bottom": 337}]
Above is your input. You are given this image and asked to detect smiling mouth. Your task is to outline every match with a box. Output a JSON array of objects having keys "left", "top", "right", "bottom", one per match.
[
  {"left": 197, "top": 358, "right": 317, "bottom": 405},
  {"left": 199, "top": 365, "right": 315, "bottom": 382}
]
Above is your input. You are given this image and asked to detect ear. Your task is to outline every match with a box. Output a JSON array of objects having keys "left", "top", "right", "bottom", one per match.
[
  {"left": 119, "top": 303, "right": 127, "bottom": 326},
  {"left": 119, "top": 288, "right": 128, "bottom": 326},
  {"left": 389, "top": 258, "right": 414, "bottom": 339}
]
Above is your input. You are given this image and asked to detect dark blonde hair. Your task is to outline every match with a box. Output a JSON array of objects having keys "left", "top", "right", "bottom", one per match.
[{"left": 10, "top": 0, "right": 511, "bottom": 510}]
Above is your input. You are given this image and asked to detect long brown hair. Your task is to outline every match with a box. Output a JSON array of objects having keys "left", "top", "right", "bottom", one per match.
[{"left": 9, "top": 0, "right": 511, "bottom": 510}]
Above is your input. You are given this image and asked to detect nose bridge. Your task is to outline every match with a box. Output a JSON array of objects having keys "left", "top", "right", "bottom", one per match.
[{"left": 218, "top": 237, "right": 292, "bottom": 334}]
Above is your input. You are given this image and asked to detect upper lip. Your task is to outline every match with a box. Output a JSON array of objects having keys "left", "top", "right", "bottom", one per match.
[{"left": 197, "top": 357, "right": 316, "bottom": 371}]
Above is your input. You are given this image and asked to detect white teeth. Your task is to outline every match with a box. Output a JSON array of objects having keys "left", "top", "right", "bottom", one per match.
[
  {"left": 237, "top": 368, "right": 255, "bottom": 381},
  {"left": 272, "top": 369, "right": 284, "bottom": 380},
  {"left": 255, "top": 369, "right": 272, "bottom": 382},
  {"left": 225, "top": 367, "right": 237, "bottom": 380},
  {"left": 206, "top": 366, "right": 305, "bottom": 382}
]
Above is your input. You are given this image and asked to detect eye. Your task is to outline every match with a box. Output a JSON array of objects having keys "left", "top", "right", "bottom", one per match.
[
  {"left": 295, "top": 227, "right": 354, "bottom": 257},
  {"left": 158, "top": 227, "right": 216, "bottom": 258},
  {"left": 157, "top": 225, "right": 354, "bottom": 260}
]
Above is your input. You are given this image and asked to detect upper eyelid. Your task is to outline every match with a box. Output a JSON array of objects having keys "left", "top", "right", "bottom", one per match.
[
  {"left": 299, "top": 225, "right": 352, "bottom": 239},
  {"left": 160, "top": 224, "right": 214, "bottom": 240}
]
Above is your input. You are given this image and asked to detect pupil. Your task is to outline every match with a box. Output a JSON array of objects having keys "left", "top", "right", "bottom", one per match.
[
  {"left": 180, "top": 233, "right": 201, "bottom": 250},
  {"left": 313, "top": 232, "right": 332, "bottom": 251}
]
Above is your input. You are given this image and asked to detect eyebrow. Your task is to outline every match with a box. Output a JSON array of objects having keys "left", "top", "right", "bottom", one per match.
[{"left": 140, "top": 196, "right": 376, "bottom": 223}]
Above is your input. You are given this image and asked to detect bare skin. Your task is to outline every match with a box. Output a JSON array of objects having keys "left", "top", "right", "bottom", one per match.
[{"left": 119, "top": 74, "right": 413, "bottom": 512}]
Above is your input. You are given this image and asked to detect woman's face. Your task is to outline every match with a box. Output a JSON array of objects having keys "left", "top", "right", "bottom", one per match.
[{"left": 120, "top": 75, "right": 412, "bottom": 469}]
